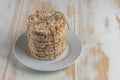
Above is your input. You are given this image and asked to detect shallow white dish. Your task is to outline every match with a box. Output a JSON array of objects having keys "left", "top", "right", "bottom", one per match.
[{"left": 13, "top": 30, "right": 82, "bottom": 71}]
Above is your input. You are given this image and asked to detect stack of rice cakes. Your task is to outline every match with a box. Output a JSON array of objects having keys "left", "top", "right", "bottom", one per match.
[{"left": 27, "top": 9, "right": 66, "bottom": 60}]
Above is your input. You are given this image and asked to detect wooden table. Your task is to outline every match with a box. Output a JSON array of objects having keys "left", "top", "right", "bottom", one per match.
[{"left": 0, "top": 0, "right": 120, "bottom": 80}]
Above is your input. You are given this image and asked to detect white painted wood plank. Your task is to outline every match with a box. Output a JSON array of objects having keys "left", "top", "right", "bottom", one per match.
[
  {"left": 0, "top": 0, "right": 17, "bottom": 80},
  {"left": 1, "top": 0, "right": 120, "bottom": 80}
]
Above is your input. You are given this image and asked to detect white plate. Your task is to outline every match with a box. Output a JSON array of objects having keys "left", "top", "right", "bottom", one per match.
[{"left": 13, "top": 30, "right": 82, "bottom": 71}]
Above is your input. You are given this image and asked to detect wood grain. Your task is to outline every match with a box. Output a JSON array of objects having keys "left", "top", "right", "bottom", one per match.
[
  {"left": 1, "top": 0, "right": 120, "bottom": 80},
  {"left": 91, "top": 42, "right": 109, "bottom": 80}
]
